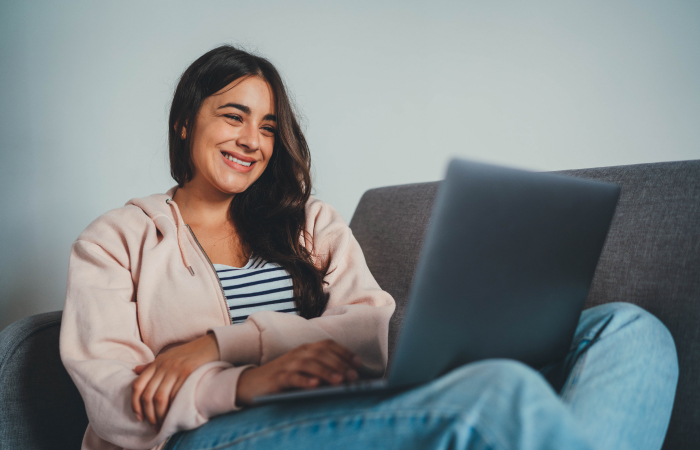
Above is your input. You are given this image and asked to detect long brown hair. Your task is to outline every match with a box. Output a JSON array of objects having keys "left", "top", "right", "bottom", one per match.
[{"left": 169, "top": 45, "right": 329, "bottom": 319}]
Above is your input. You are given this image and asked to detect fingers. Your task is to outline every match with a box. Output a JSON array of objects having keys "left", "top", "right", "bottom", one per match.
[
  {"left": 153, "top": 372, "right": 179, "bottom": 426},
  {"left": 293, "top": 358, "right": 346, "bottom": 386},
  {"left": 140, "top": 369, "right": 167, "bottom": 426},
  {"left": 284, "top": 372, "right": 319, "bottom": 389},
  {"left": 297, "top": 340, "right": 363, "bottom": 383},
  {"left": 134, "top": 362, "right": 198, "bottom": 426},
  {"left": 134, "top": 363, "right": 150, "bottom": 375},
  {"left": 322, "top": 340, "right": 364, "bottom": 368},
  {"left": 132, "top": 363, "right": 156, "bottom": 422},
  {"left": 308, "top": 349, "right": 358, "bottom": 383}
]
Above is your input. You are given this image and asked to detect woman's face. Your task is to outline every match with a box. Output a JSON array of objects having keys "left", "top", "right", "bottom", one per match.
[{"left": 186, "top": 76, "right": 276, "bottom": 196}]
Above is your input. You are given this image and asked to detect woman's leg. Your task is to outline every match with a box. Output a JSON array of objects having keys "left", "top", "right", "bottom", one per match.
[
  {"left": 539, "top": 302, "right": 679, "bottom": 450},
  {"left": 166, "top": 360, "right": 594, "bottom": 450}
]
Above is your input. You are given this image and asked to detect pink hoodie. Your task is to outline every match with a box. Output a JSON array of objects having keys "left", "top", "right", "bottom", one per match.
[{"left": 59, "top": 187, "right": 396, "bottom": 450}]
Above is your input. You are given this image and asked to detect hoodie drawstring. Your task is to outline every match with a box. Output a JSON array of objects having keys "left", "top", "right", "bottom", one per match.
[{"left": 165, "top": 198, "right": 195, "bottom": 276}]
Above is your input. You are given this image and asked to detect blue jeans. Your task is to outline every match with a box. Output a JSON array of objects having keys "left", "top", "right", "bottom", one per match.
[{"left": 164, "top": 302, "right": 678, "bottom": 450}]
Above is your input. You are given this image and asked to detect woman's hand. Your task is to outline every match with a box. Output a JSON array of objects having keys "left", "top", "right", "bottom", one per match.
[
  {"left": 132, "top": 333, "right": 219, "bottom": 427},
  {"left": 235, "top": 339, "right": 363, "bottom": 406}
]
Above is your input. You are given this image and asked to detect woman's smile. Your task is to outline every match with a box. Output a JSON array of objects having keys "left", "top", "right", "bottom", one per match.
[{"left": 220, "top": 150, "right": 257, "bottom": 173}]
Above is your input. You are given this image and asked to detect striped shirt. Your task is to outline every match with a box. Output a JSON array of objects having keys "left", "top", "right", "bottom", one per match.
[{"left": 213, "top": 256, "right": 299, "bottom": 324}]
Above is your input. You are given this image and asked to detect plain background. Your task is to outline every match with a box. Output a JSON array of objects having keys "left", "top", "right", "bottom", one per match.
[{"left": 1, "top": 0, "right": 698, "bottom": 331}]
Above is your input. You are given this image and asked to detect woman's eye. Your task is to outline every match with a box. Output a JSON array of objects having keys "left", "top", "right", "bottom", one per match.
[
  {"left": 262, "top": 126, "right": 276, "bottom": 135},
  {"left": 224, "top": 114, "right": 242, "bottom": 122}
]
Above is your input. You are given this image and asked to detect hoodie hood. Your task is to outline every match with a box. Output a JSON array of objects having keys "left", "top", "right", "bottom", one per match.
[
  {"left": 126, "top": 186, "right": 195, "bottom": 276},
  {"left": 124, "top": 186, "right": 178, "bottom": 220}
]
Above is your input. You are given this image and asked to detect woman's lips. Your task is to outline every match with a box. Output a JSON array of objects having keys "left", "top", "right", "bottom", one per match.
[
  {"left": 221, "top": 150, "right": 256, "bottom": 163},
  {"left": 221, "top": 152, "right": 256, "bottom": 173}
]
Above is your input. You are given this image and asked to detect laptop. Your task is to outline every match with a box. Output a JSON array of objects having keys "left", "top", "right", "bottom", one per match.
[{"left": 253, "top": 158, "right": 620, "bottom": 404}]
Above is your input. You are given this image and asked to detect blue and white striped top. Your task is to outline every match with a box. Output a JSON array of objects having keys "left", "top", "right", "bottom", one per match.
[{"left": 213, "top": 256, "right": 299, "bottom": 324}]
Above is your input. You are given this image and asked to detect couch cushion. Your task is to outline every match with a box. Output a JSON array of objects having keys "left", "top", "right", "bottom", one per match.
[
  {"left": 349, "top": 159, "right": 699, "bottom": 450},
  {"left": 0, "top": 311, "right": 88, "bottom": 450}
]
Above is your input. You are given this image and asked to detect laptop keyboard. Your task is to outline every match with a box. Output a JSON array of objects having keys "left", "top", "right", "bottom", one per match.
[{"left": 341, "top": 378, "right": 386, "bottom": 391}]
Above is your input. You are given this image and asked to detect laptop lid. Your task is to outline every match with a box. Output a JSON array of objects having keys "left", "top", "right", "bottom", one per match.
[{"left": 387, "top": 158, "right": 620, "bottom": 388}]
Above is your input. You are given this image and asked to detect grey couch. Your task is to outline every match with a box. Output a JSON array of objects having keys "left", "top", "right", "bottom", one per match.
[{"left": 1, "top": 160, "right": 698, "bottom": 449}]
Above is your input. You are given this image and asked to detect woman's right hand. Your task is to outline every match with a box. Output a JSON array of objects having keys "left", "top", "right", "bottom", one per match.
[{"left": 235, "top": 339, "right": 364, "bottom": 406}]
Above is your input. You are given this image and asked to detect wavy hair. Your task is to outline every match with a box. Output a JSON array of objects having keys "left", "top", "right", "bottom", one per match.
[{"left": 169, "top": 45, "right": 329, "bottom": 319}]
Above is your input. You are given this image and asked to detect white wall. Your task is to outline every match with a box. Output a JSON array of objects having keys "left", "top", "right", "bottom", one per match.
[{"left": 1, "top": 0, "right": 698, "bottom": 330}]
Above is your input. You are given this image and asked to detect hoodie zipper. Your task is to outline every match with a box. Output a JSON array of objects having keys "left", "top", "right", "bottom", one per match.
[{"left": 185, "top": 223, "right": 233, "bottom": 325}]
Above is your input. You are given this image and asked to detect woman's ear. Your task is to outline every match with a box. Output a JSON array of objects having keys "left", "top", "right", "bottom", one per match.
[{"left": 174, "top": 122, "right": 187, "bottom": 140}]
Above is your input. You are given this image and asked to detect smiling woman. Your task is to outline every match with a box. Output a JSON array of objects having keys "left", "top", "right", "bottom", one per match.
[
  {"left": 58, "top": 45, "right": 394, "bottom": 450},
  {"left": 57, "top": 45, "right": 677, "bottom": 450}
]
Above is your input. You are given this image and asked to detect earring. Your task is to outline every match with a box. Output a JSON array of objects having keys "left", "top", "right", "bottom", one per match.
[{"left": 180, "top": 129, "right": 186, "bottom": 139}]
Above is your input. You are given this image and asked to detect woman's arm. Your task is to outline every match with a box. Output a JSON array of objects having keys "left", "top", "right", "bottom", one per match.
[
  {"left": 211, "top": 198, "right": 396, "bottom": 377},
  {"left": 235, "top": 338, "right": 363, "bottom": 405},
  {"left": 59, "top": 211, "right": 252, "bottom": 449},
  {"left": 131, "top": 332, "right": 219, "bottom": 426}
]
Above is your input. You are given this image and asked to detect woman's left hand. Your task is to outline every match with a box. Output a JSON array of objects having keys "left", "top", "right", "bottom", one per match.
[{"left": 132, "top": 333, "right": 220, "bottom": 427}]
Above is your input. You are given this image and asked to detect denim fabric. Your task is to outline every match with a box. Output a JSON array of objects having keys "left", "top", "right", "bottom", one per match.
[{"left": 165, "top": 302, "right": 678, "bottom": 450}]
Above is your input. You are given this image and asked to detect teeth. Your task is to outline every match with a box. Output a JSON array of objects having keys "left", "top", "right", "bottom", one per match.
[{"left": 224, "top": 153, "right": 252, "bottom": 167}]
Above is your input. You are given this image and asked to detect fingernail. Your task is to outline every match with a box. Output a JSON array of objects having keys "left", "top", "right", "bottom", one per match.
[
  {"left": 346, "top": 369, "right": 358, "bottom": 381},
  {"left": 136, "top": 413, "right": 142, "bottom": 421},
  {"left": 331, "top": 373, "right": 342, "bottom": 383}
]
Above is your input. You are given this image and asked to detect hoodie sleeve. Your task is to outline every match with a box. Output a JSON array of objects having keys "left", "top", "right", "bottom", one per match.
[
  {"left": 211, "top": 198, "right": 396, "bottom": 376},
  {"left": 59, "top": 210, "right": 253, "bottom": 450}
]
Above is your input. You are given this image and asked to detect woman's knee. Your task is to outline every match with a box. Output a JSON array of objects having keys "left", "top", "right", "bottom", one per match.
[
  {"left": 581, "top": 302, "right": 678, "bottom": 378},
  {"left": 588, "top": 302, "right": 673, "bottom": 343}
]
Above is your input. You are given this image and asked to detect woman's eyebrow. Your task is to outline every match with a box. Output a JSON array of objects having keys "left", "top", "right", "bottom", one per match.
[{"left": 217, "top": 103, "right": 277, "bottom": 121}]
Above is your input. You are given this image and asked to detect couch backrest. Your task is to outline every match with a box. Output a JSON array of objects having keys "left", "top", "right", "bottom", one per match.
[{"left": 349, "top": 160, "right": 700, "bottom": 450}]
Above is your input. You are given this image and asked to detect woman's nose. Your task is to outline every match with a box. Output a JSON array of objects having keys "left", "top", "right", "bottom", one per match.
[{"left": 237, "top": 123, "right": 259, "bottom": 151}]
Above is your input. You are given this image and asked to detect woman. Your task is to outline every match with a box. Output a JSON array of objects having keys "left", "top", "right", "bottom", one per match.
[{"left": 60, "top": 45, "right": 678, "bottom": 450}]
